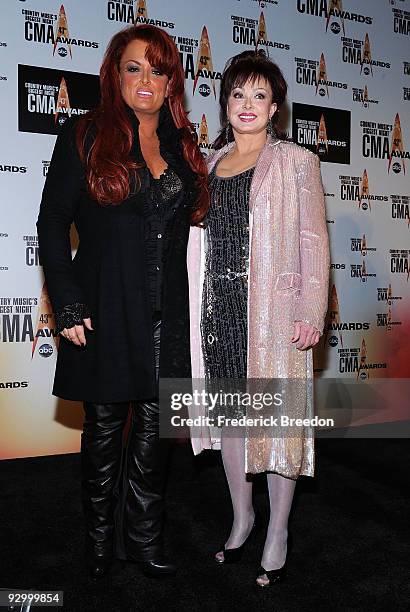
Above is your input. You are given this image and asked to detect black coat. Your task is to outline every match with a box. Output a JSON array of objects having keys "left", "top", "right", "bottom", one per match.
[{"left": 37, "top": 106, "right": 197, "bottom": 402}]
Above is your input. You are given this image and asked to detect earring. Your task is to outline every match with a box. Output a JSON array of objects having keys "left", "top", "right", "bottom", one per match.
[
  {"left": 266, "top": 120, "right": 273, "bottom": 136},
  {"left": 225, "top": 122, "right": 232, "bottom": 146}
]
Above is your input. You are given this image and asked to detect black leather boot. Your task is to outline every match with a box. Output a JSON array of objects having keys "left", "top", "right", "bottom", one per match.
[
  {"left": 122, "top": 398, "right": 175, "bottom": 575},
  {"left": 81, "top": 401, "right": 129, "bottom": 579},
  {"left": 121, "top": 320, "right": 176, "bottom": 577}
]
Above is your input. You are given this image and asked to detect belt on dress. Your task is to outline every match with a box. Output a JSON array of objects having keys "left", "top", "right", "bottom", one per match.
[{"left": 209, "top": 270, "right": 248, "bottom": 281}]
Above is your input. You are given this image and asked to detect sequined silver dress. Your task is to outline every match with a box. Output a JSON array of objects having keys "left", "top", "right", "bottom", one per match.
[{"left": 201, "top": 166, "right": 254, "bottom": 382}]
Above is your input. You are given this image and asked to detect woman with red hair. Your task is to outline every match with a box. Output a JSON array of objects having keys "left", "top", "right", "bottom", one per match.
[{"left": 37, "top": 25, "right": 207, "bottom": 580}]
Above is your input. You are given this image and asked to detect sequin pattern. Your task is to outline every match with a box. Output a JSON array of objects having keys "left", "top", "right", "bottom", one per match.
[
  {"left": 201, "top": 166, "right": 254, "bottom": 380},
  {"left": 151, "top": 167, "right": 184, "bottom": 204}
]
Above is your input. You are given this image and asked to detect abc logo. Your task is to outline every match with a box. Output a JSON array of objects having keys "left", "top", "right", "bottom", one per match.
[
  {"left": 328, "top": 335, "right": 339, "bottom": 347},
  {"left": 318, "top": 88, "right": 326, "bottom": 97},
  {"left": 359, "top": 371, "right": 367, "bottom": 380},
  {"left": 361, "top": 202, "right": 368, "bottom": 211},
  {"left": 363, "top": 67, "right": 370, "bottom": 76},
  {"left": 39, "top": 343, "right": 53, "bottom": 358},
  {"left": 199, "top": 84, "right": 211, "bottom": 97},
  {"left": 58, "top": 116, "right": 67, "bottom": 126},
  {"left": 58, "top": 47, "right": 68, "bottom": 57},
  {"left": 330, "top": 22, "right": 341, "bottom": 34},
  {"left": 392, "top": 162, "right": 401, "bottom": 174}
]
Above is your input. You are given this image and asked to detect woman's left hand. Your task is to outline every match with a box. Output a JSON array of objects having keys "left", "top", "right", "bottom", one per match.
[{"left": 291, "top": 321, "right": 320, "bottom": 350}]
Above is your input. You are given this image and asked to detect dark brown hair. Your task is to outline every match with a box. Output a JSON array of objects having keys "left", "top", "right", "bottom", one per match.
[
  {"left": 76, "top": 24, "right": 208, "bottom": 224},
  {"left": 214, "top": 49, "right": 288, "bottom": 150}
]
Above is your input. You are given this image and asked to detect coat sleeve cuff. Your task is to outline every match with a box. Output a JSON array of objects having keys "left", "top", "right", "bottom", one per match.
[
  {"left": 294, "top": 300, "right": 327, "bottom": 336},
  {"left": 55, "top": 302, "right": 90, "bottom": 334}
]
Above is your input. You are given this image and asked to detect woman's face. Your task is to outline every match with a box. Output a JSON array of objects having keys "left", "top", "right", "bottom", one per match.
[
  {"left": 119, "top": 39, "right": 169, "bottom": 116},
  {"left": 227, "top": 77, "right": 277, "bottom": 137}
]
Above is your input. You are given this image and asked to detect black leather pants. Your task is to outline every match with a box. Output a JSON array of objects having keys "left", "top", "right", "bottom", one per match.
[{"left": 81, "top": 319, "right": 167, "bottom": 562}]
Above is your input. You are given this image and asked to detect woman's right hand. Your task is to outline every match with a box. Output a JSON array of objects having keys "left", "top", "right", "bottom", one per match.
[{"left": 61, "top": 318, "right": 93, "bottom": 346}]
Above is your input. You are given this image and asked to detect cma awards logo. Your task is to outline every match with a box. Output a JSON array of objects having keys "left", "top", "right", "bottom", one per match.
[
  {"left": 350, "top": 258, "right": 376, "bottom": 283},
  {"left": 338, "top": 339, "right": 387, "bottom": 379},
  {"left": 293, "top": 103, "right": 350, "bottom": 164},
  {"left": 195, "top": 114, "right": 213, "bottom": 152},
  {"left": 295, "top": 52, "right": 347, "bottom": 97},
  {"left": 390, "top": 249, "right": 410, "bottom": 281},
  {"left": 352, "top": 84, "right": 379, "bottom": 108},
  {"left": 296, "top": 0, "right": 372, "bottom": 35},
  {"left": 323, "top": 285, "right": 370, "bottom": 349},
  {"left": 26, "top": 75, "right": 88, "bottom": 126},
  {"left": 350, "top": 234, "right": 376, "bottom": 257},
  {"left": 22, "top": 4, "right": 99, "bottom": 57},
  {"left": 377, "top": 306, "right": 401, "bottom": 331},
  {"left": 106, "top": 0, "right": 175, "bottom": 28},
  {"left": 339, "top": 168, "right": 388, "bottom": 211},
  {"left": 231, "top": 12, "right": 290, "bottom": 51},
  {"left": 192, "top": 27, "right": 221, "bottom": 98},
  {"left": 362, "top": 114, "right": 408, "bottom": 174},
  {"left": 377, "top": 283, "right": 402, "bottom": 306},
  {"left": 342, "top": 33, "right": 391, "bottom": 75}
]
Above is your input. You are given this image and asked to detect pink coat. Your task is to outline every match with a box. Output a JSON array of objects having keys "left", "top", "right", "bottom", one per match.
[{"left": 187, "top": 136, "right": 330, "bottom": 478}]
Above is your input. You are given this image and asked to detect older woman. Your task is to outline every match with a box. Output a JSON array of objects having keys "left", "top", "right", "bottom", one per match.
[
  {"left": 37, "top": 25, "right": 207, "bottom": 579},
  {"left": 188, "top": 50, "right": 329, "bottom": 588}
]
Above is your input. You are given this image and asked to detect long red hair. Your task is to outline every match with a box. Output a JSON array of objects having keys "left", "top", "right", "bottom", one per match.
[{"left": 76, "top": 25, "right": 208, "bottom": 224}]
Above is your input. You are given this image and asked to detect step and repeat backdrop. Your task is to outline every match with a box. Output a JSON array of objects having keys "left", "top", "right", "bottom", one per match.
[{"left": 0, "top": 0, "right": 409, "bottom": 458}]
